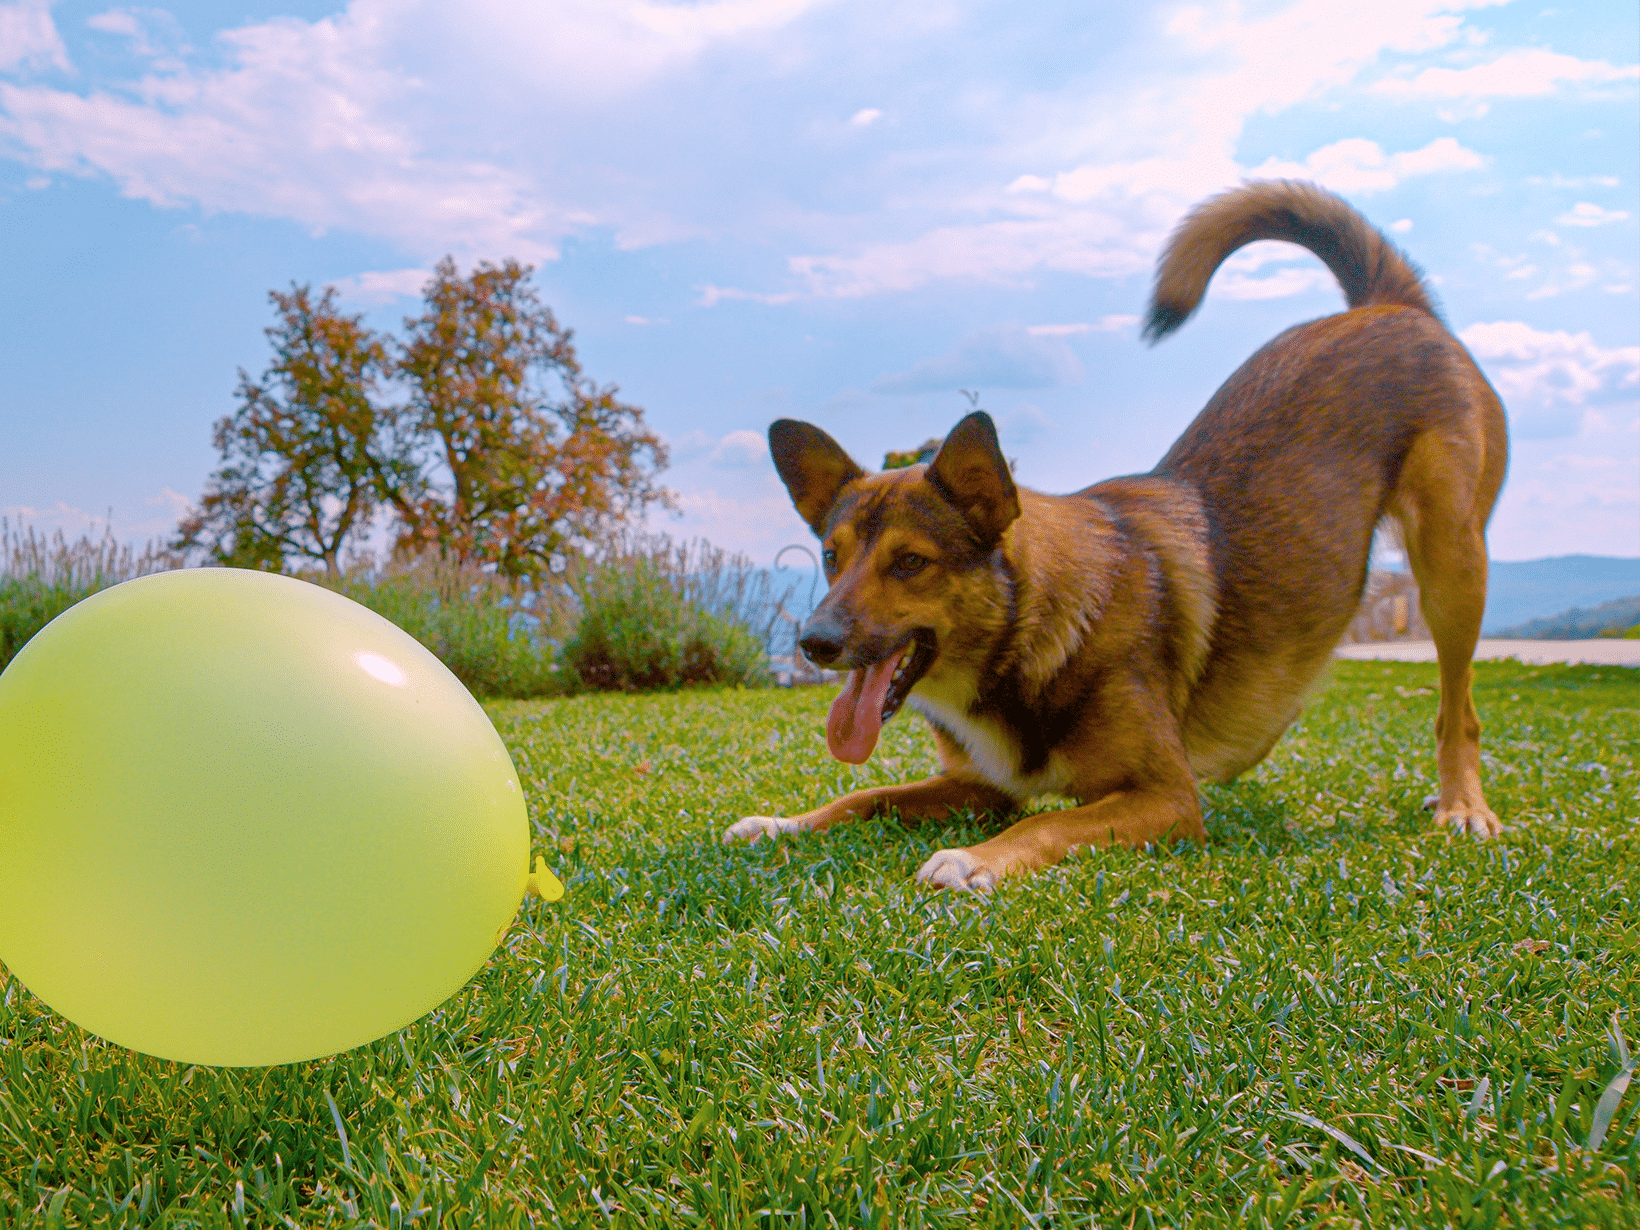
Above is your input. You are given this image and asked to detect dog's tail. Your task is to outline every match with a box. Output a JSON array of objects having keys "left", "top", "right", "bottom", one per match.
[{"left": 1142, "top": 180, "right": 1438, "bottom": 344}]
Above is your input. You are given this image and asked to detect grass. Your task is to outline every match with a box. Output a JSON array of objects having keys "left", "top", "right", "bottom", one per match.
[{"left": 1, "top": 659, "right": 1637, "bottom": 1227}]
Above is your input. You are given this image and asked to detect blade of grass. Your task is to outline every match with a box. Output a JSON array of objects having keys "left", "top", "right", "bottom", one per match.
[{"left": 1282, "top": 1110, "right": 1380, "bottom": 1175}]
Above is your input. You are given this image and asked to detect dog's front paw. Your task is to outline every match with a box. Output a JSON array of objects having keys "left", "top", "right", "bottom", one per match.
[
  {"left": 1435, "top": 802, "right": 1502, "bottom": 840},
  {"left": 915, "top": 847, "right": 999, "bottom": 894},
  {"left": 722, "top": 815, "right": 803, "bottom": 844}
]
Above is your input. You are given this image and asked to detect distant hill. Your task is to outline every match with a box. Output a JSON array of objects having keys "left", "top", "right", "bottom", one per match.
[
  {"left": 1483, "top": 555, "right": 1640, "bottom": 634},
  {"left": 1491, "top": 593, "right": 1640, "bottom": 640}
]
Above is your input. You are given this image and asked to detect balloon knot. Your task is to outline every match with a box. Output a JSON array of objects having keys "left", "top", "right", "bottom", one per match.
[{"left": 527, "top": 856, "right": 566, "bottom": 902}]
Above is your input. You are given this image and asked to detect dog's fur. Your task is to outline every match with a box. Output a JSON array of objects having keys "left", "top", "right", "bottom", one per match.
[{"left": 724, "top": 180, "right": 1509, "bottom": 892}]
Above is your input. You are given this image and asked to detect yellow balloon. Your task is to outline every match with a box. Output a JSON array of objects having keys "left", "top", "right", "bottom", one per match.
[{"left": 0, "top": 568, "right": 543, "bottom": 1066}]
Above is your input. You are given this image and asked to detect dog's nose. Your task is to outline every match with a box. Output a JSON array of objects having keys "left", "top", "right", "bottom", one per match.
[{"left": 798, "top": 615, "right": 847, "bottom": 667}]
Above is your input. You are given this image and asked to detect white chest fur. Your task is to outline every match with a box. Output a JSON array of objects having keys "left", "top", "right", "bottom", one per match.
[{"left": 908, "top": 686, "right": 1070, "bottom": 799}]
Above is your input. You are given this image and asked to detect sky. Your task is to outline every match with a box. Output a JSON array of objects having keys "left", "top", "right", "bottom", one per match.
[{"left": 2, "top": 0, "right": 1637, "bottom": 569}]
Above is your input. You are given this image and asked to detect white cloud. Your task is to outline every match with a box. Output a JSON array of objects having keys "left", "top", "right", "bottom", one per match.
[
  {"left": 0, "top": 0, "right": 1614, "bottom": 311},
  {"left": 1039, "top": 155, "right": 1227, "bottom": 206},
  {"left": 709, "top": 429, "right": 770, "bottom": 468},
  {"left": 1390, "top": 218, "right": 1413, "bottom": 233},
  {"left": 1525, "top": 260, "right": 1599, "bottom": 300},
  {"left": 2, "top": 488, "right": 198, "bottom": 548},
  {"left": 2, "top": 500, "right": 111, "bottom": 538},
  {"left": 2, "top": 0, "right": 1503, "bottom": 305},
  {"left": 780, "top": 214, "right": 1150, "bottom": 300},
  {"left": 1218, "top": 241, "right": 1306, "bottom": 273},
  {"left": 697, "top": 284, "right": 800, "bottom": 306},
  {"left": 872, "top": 325, "right": 1085, "bottom": 394},
  {"left": 1460, "top": 320, "right": 1640, "bottom": 439},
  {"left": 734, "top": 3, "right": 1504, "bottom": 301},
  {"left": 999, "top": 402, "right": 1055, "bottom": 445},
  {"left": 0, "top": 26, "right": 558, "bottom": 258},
  {"left": 486, "top": 0, "right": 830, "bottom": 95},
  {"left": 1160, "top": 0, "right": 1502, "bottom": 112},
  {"left": 1247, "top": 136, "right": 1485, "bottom": 194},
  {"left": 84, "top": 8, "right": 187, "bottom": 64},
  {"left": 1195, "top": 239, "right": 1351, "bottom": 302},
  {"left": 1556, "top": 202, "right": 1631, "bottom": 227},
  {"left": 0, "top": 0, "right": 68, "bottom": 73},
  {"left": 659, "top": 480, "right": 809, "bottom": 561},
  {"left": 328, "top": 267, "right": 431, "bottom": 305},
  {"left": 0, "top": 0, "right": 830, "bottom": 262},
  {"left": 668, "top": 429, "right": 715, "bottom": 461},
  {"left": 1211, "top": 265, "right": 1339, "bottom": 301},
  {"left": 1371, "top": 49, "right": 1640, "bottom": 100},
  {"left": 1526, "top": 173, "right": 1621, "bottom": 189},
  {"left": 85, "top": 11, "right": 140, "bottom": 37},
  {"left": 145, "top": 485, "right": 191, "bottom": 515},
  {"left": 1471, "top": 232, "right": 1620, "bottom": 301},
  {"left": 135, "top": 486, "right": 193, "bottom": 537},
  {"left": 1027, "top": 315, "right": 1137, "bottom": 336},
  {"left": 1487, "top": 465, "right": 1639, "bottom": 558}
]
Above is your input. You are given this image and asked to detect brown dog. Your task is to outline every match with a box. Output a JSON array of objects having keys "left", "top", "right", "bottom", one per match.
[{"left": 724, "top": 179, "right": 1508, "bottom": 892}]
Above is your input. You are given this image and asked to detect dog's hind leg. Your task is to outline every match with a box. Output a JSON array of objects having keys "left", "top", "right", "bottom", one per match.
[{"left": 1390, "top": 393, "right": 1508, "bottom": 839}]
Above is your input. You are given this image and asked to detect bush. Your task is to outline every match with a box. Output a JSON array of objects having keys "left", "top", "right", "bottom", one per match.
[
  {"left": 1, "top": 520, "right": 183, "bottom": 672},
  {"left": 0, "top": 521, "right": 564, "bottom": 698},
  {"left": 0, "top": 576, "right": 89, "bottom": 672},
  {"left": 320, "top": 550, "right": 569, "bottom": 700},
  {"left": 331, "top": 575, "right": 561, "bottom": 700},
  {"left": 560, "top": 557, "right": 770, "bottom": 691},
  {"left": 2, "top": 521, "right": 783, "bottom": 698},
  {"left": 589, "top": 531, "right": 799, "bottom": 658}
]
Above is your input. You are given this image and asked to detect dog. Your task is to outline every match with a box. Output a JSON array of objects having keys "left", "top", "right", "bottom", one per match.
[{"left": 724, "top": 179, "right": 1508, "bottom": 892}]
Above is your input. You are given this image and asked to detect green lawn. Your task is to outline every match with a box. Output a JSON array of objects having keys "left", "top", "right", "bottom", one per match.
[{"left": 1, "top": 660, "right": 1637, "bottom": 1227}]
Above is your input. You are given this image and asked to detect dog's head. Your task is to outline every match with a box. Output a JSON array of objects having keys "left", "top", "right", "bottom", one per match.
[{"left": 769, "top": 411, "right": 1020, "bottom": 763}]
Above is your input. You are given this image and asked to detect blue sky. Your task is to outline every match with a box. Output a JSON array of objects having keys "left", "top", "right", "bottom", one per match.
[{"left": 2, "top": 0, "right": 1636, "bottom": 567}]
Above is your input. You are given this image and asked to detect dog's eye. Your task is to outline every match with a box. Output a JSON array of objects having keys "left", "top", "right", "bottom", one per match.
[
  {"left": 895, "top": 552, "right": 927, "bottom": 577},
  {"left": 821, "top": 549, "right": 837, "bottom": 570}
]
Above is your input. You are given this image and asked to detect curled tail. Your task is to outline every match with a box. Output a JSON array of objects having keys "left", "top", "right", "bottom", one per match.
[{"left": 1143, "top": 180, "right": 1438, "bottom": 344}]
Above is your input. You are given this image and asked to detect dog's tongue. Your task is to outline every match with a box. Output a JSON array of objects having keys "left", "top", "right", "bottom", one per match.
[{"left": 826, "top": 656, "right": 899, "bottom": 763}]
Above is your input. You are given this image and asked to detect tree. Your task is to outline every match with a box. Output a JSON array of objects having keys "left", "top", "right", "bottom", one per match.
[
  {"left": 173, "top": 286, "right": 419, "bottom": 576},
  {"left": 883, "top": 438, "right": 943, "bottom": 470},
  {"left": 393, "top": 257, "right": 670, "bottom": 577}
]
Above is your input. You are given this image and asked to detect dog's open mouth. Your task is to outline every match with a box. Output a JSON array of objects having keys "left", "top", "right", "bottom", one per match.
[
  {"left": 826, "top": 629, "right": 936, "bottom": 765},
  {"left": 881, "top": 629, "right": 937, "bottom": 723}
]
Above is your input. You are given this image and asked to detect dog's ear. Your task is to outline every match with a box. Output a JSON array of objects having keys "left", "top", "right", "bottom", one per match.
[
  {"left": 928, "top": 411, "right": 1020, "bottom": 544},
  {"left": 769, "top": 420, "right": 865, "bottom": 536}
]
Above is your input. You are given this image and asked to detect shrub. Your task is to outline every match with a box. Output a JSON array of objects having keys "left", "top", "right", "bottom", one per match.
[
  {"left": 0, "top": 577, "right": 87, "bottom": 672},
  {"left": 1, "top": 520, "right": 182, "bottom": 672},
  {"left": 2, "top": 521, "right": 783, "bottom": 698},
  {"left": 590, "top": 531, "right": 797, "bottom": 657},
  {"left": 560, "top": 557, "right": 770, "bottom": 691},
  {"left": 322, "top": 551, "right": 568, "bottom": 700}
]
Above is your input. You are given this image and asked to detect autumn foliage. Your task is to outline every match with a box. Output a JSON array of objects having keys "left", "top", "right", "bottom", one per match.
[
  {"left": 174, "top": 286, "right": 418, "bottom": 577},
  {"left": 176, "top": 260, "right": 668, "bottom": 578}
]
